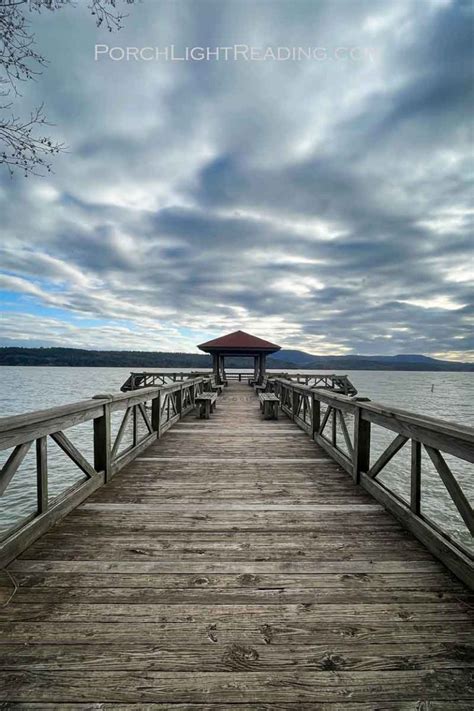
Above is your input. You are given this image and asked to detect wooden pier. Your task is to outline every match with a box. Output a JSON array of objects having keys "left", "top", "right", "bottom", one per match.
[{"left": 0, "top": 378, "right": 473, "bottom": 706}]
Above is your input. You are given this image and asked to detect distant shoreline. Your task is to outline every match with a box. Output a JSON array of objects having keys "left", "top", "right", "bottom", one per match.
[{"left": 1, "top": 347, "right": 472, "bottom": 372}]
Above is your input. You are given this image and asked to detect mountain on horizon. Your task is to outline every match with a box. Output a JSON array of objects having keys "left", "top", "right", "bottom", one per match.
[
  {"left": 271, "top": 349, "right": 312, "bottom": 365},
  {"left": 272, "top": 349, "right": 472, "bottom": 371},
  {"left": 349, "top": 354, "right": 437, "bottom": 363}
]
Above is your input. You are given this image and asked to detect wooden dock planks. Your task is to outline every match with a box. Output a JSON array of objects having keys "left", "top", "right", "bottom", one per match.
[{"left": 0, "top": 383, "right": 473, "bottom": 707}]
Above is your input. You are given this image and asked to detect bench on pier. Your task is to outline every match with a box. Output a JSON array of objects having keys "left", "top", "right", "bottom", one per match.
[
  {"left": 195, "top": 392, "right": 217, "bottom": 419},
  {"left": 259, "top": 392, "right": 279, "bottom": 420},
  {"left": 255, "top": 377, "right": 270, "bottom": 395},
  {"left": 209, "top": 375, "right": 224, "bottom": 394}
]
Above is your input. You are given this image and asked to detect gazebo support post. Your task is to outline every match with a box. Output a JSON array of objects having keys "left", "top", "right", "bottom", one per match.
[
  {"left": 212, "top": 353, "right": 220, "bottom": 382},
  {"left": 220, "top": 355, "right": 226, "bottom": 384},
  {"left": 253, "top": 356, "right": 259, "bottom": 383},
  {"left": 259, "top": 353, "right": 266, "bottom": 384}
]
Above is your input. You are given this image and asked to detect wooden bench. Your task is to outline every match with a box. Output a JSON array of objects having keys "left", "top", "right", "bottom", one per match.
[
  {"left": 209, "top": 375, "right": 224, "bottom": 394},
  {"left": 255, "top": 377, "right": 269, "bottom": 395},
  {"left": 195, "top": 392, "right": 217, "bottom": 419},
  {"left": 259, "top": 392, "right": 279, "bottom": 420}
]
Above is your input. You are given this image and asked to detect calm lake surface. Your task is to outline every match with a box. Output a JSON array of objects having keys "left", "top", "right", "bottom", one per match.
[{"left": 1, "top": 367, "right": 472, "bottom": 553}]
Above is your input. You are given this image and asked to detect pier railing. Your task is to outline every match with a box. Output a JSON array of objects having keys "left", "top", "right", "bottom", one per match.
[
  {"left": 272, "top": 377, "right": 474, "bottom": 588},
  {"left": 277, "top": 373, "right": 357, "bottom": 395},
  {"left": 121, "top": 371, "right": 207, "bottom": 390},
  {"left": 0, "top": 376, "right": 209, "bottom": 567},
  {"left": 121, "top": 370, "right": 357, "bottom": 395}
]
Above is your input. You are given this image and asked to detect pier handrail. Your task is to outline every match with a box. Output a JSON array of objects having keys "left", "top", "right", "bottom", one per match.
[
  {"left": 0, "top": 376, "right": 210, "bottom": 567},
  {"left": 272, "top": 377, "right": 474, "bottom": 588},
  {"left": 121, "top": 371, "right": 209, "bottom": 390},
  {"left": 121, "top": 370, "right": 357, "bottom": 394}
]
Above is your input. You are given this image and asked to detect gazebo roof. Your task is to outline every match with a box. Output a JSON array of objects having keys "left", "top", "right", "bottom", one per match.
[{"left": 198, "top": 330, "right": 281, "bottom": 354}]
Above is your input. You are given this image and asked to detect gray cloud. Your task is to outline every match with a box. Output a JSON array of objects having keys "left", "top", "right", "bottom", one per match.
[{"left": 0, "top": 0, "right": 472, "bottom": 359}]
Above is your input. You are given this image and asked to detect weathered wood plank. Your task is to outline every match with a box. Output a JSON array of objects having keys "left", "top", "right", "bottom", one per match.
[
  {"left": 1, "top": 601, "right": 470, "bottom": 624},
  {"left": 22, "top": 532, "right": 427, "bottom": 552},
  {"left": 7, "top": 559, "right": 447, "bottom": 573},
  {"left": 17, "top": 546, "right": 431, "bottom": 562},
  {"left": 2, "top": 569, "right": 462, "bottom": 588},
  {"left": 1, "top": 669, "right": 472, "bottom": 703},
  {"left": 169, "top": 429, "right": 306, "bottom": 434},
  {"left": 136, "top": 457, "right": 333, "bottom": 462},
  {"left": 79, "top": 502, "right": 384, "bottom": 512},
  {"left": 4, "top": 703, "right": 473, "bottom": 710},
  {"left": 0, "top": 641, "right": 472, "bottom": 671},
  {"left": 41, "top": 511, "right": 426, "bottom": 533},
  {"left": 2, "top": 620, "right": 472, "bottom": 646},
  {"left": 3, "top": 704, "right": 474, "bottom": 711},
  {"left": 2, "top": 585, "right": 470, "bottom": 605}
]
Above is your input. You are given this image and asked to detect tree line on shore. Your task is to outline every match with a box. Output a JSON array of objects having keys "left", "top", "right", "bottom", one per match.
[{"left": 1, "top": 347, "right": 472, "bottom": 371}]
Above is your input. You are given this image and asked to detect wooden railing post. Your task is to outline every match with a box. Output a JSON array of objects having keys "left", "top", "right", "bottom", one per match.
[
  {"left": 93, "top": 400, "right": 111, "bottom": 482},
  {"left": 353, "top": 407, "right": 371, "bottom": 484},
  {"left": 311, "top": 393, "right": 320, "bottom": 439},
  {"left": 332, "top": 409, "right": 337, "bottom": 446},
  {"left": 36, "top": 436, "right": 48, "bottom": 514},
  {"left": 292, "top": 389, "right": 298, "bottom": 420},
  {"left": 152, "top": 390, "right": 161, "bottom": 438},
  {"left": 132, "top": 405, "right": 138, "bottom": 447},
  {"left": 177, "top": 386, "right": 183, "bottom": 418},
  {"left": 410, "top": 439, "right": 421, "bottom": 514}
]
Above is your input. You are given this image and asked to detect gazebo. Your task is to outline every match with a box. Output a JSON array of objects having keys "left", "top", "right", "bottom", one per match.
[{"left": 198, "top": 330, "right": 281, "bottom": 385}]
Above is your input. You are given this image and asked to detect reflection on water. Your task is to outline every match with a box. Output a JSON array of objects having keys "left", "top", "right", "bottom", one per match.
[{"left": 0, "top": 367, "right": 472, "bottom": 552}]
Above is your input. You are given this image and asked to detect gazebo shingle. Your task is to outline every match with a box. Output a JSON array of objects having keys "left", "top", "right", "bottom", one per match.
[{"left": 198, "top": 330, "right": 280, "bottom": 352}]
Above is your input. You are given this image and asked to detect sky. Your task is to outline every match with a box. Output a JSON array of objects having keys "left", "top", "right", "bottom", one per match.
[{"left": 0, "top": 0, "right": 473, "bottom": 359}]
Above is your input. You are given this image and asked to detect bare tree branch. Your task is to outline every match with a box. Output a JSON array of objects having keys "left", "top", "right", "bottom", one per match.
[
  {"left": 0, "top": 0, "right": 136, "bottom": 176},
  {"left": 0, "top": 103, "right": 64, "bottom": 176}
]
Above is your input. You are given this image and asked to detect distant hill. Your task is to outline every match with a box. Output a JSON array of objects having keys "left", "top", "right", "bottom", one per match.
[
  {"left": 299, "top": 354, "right": 474, "bottom": 372},
  {"left": 274, "top": 349, "right": 472, "bottom": 371},
  {"left": 271, "top": 349, "right": 314, "bottom": 365},
  {"left": 370, "top": 354, "right": 437, "bottom": 363},
  {"left": 0, "top": 347, "right": 294, "bottom": 370},
  {"left": 0, "top": 346, "right": 472, "bottom": 371}
]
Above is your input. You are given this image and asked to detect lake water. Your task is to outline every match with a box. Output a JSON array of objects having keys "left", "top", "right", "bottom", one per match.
[{"left": 0, "top": 367, "right": 472, "bottom": 554}]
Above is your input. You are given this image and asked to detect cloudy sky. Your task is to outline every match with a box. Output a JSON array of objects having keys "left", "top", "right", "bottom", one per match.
[{"left": 0, "top": 0, "right": 472, "bottom": 358}]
